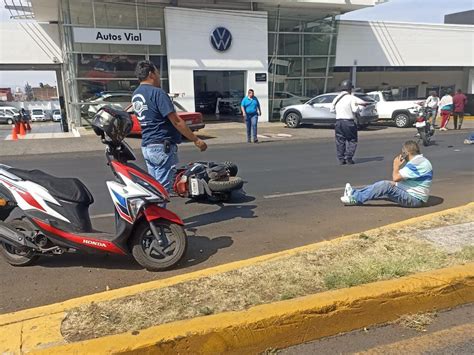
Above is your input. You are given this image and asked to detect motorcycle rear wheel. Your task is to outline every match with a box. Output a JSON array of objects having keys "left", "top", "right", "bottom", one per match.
[
  {"left": 131, "top": 220, "right": 187, "bottom": 271},
  {"left": 0, "top": 219, "right": 38, "bottom": 266},
  {"left": 208, "top": 177, "right": 244, "bottom": 192}
]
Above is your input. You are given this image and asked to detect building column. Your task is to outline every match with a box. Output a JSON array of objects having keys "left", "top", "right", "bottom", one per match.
[{"left": 467, "top": 68, "right": 474, "bottom": 94}]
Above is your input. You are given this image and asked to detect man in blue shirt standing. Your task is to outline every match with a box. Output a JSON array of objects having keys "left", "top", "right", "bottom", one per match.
[
  {"left": 241, "top": 89, "right": 261, "bottom": 143},
  {"left": 132, "top": 60, "right": 207, "bottom": 192}
]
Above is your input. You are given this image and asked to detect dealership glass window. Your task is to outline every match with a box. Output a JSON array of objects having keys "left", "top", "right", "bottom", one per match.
[
  {"left": 304, "top": 57, "right": 328, "bottom": 77},
  {"left": 269, "top": 33, "right": 301, "bottom": 56},
  {"left": 268, "top": 14, "right": 338, "bottom": 120},
  {"left": 77, "top": 79, "right": 138, "bottom": 101},
  {"left": 150, "top": 55, "right": 168, "bottom": 79},
  {"left": 303, "top": 19, "right": 336, "bottom": 33},
  {"left": 93, "top": 1, "right": 138, "bottom": 28},
  {"left": 76, "top": 54, "right": 145, "bottom": 78},
  {"left": 141, "top": 4, "right": 165, "bottom": 29},
  {"left": 68, "top": 0, "right": 93, "bottom": 26},
  {"left": 269, "top": 57, "right": 302, "bottom": 77},
  {"left": 304, "top": 34, "right": 331, "bottom": 56},
  {"left": 304, "top": 79, "right": 325, "bottom": 98}
]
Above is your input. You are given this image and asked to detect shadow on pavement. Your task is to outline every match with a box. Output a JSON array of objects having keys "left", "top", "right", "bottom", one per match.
[
  {"left": 183, "top": 191, "right": 256, "bottom": 205},
  {"left": 354, "top": 156, "right": 385, "bottom": 164},
  {"left": 33, "top": 253, "right": 142, "bottom": 270},
  {"left": 184, "top": 203, "right": 257, "bottom": 229},
  {"left": 358, "top": 195, "right": 444, "bottom": 208},
  {"left": 176, "top": 235, "right": 233, "bottom": 269}
]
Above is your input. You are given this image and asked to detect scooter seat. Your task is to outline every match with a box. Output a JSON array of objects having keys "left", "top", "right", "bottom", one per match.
[{"left": 8, "top": 168, "right": 94, "bottom": 205}]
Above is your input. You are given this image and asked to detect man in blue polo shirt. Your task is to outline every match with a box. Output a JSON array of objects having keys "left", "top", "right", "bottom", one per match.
[
  {"left": 241, "top": 89, "right": 261, "bottom": 143},
  {"left": 132, "top": 60, "right": 207, "bottom": 192}
]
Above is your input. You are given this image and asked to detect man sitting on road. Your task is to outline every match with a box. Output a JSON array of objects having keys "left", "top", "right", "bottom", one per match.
[{"left": 340, "top": 141, "right": 432, "bottom": 208}]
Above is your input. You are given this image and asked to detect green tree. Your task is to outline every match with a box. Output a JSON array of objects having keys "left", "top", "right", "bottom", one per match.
[{"left": 24, "top": 82, "right": 34, "bottom": 101}]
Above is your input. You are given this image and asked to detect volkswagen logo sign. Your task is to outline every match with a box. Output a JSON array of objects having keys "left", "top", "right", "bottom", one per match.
[{"left": 210, "top": 27, "right": 232, "bottom": 52}]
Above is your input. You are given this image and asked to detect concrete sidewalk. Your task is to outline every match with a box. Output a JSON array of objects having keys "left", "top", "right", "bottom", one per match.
[{"left": 1, "top": 120, "right": 473, "bottom": 157}]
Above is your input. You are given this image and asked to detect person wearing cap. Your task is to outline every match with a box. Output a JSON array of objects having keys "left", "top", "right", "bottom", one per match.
[{"left": 330, "top": 80, "right": 369, "bottom": 165}]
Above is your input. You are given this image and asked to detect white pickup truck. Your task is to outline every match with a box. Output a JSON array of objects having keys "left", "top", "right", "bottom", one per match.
[{"left": 366, "top": 91, "right": 420, "bottom": 128}]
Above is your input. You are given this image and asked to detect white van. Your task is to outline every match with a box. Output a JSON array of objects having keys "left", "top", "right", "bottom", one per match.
[
  {"left": 31, "top": 108, "right": 48, "bottom": 122},
  {"left": 0, "top": 107, "right": 20, "bottom": 125}
]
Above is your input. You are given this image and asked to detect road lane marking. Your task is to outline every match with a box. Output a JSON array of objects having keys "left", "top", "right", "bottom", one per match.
[{"left": 264, "top": 186, "right": 354, "bottom": 199}]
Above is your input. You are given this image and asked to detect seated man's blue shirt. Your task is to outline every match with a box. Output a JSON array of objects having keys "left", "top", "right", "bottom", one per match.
[
  {"left": 132, "top": 84, "right": 182, "bottom": 146},
  {"left": 241, "top": 96, "right": 260, "bottom": 116},
  {"left": 397, "top": 154, "right": 433, "bottom": 202}
]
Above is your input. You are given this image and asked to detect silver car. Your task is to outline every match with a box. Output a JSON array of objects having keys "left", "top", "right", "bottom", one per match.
[{"left": 280, "top": 92, "right": 378, "bottom": 129}]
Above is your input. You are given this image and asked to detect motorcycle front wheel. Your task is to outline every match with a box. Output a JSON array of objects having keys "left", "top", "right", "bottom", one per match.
[{"left": 131, "top": 220, "right": 187, "bottom": 271}]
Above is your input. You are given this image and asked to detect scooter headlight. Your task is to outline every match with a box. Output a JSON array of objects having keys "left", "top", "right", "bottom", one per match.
[{"left": 128, "top": 198, "right": 146, "bottom": 219}]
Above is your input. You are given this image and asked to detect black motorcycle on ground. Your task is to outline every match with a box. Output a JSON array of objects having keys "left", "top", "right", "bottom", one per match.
[
  {"left": 414, "top": 103, "right": 435, "bottom": 146},
  {"left": 173, "top": 161, "right": 244, "bottom": 202}
]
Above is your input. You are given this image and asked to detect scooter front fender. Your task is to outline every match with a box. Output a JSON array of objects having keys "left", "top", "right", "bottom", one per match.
[{"left": 143, "top": 205, "right": 184, "bottom": 226}]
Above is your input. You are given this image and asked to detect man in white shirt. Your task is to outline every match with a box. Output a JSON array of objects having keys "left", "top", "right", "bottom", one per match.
[
  {"left": 425, "top": 91, "right": 439, "bottom": 127},
  {"left": 331, "top": 80, "right": 369, "bottom": 165}
]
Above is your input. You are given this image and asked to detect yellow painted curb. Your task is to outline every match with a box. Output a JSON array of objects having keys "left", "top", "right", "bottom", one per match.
[
  {"left": 27, "top": 264, "right": 474, "bottom": 354},
  {"left": 0, "top": 202, "right": 473, "bottom": 354}
]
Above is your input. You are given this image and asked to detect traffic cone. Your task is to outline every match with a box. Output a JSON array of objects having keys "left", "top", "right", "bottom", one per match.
[
  {"left": 19, "top": 122, "right": 26, "bottom": 136},
  {"left": 11, "top": 124, "right": 18, "bottom": 140}
]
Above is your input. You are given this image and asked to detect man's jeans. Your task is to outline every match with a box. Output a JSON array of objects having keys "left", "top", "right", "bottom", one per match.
[
  {"left": 352, "top": 180, "right": 423, "bottom": 208},
  {"left": 141, "top": 143, "right": 178, "bottom": 192},
  {"left": 246, "top": 114, "right": 258, "bottom": 142}
]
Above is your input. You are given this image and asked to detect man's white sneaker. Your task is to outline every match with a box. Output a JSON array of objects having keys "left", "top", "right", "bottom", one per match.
[
  {"left": 344, "top": 183, "right": 353, "bottom": 197},
  {"left": 340, "top": 195, "right": 357, "bottom": 205}
]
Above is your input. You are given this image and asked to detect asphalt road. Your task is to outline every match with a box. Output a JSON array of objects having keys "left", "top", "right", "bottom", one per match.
[
  {"left": 282, "top": 303, "right": 474, "bottom": 354},
  {"left": 0, "top": 130, "right": 473, "bottom": 313}
]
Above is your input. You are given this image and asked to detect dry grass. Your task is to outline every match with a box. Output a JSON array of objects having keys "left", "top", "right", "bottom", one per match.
[
  {"left": 61, "top": 206, "right": 474, "bottom": 342},
  {"left": 395, "top": 312, "right": 437, "bottom": 332}
]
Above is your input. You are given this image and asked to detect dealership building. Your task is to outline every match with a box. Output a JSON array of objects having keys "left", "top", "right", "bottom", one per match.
[{"left": 1, "top": 0, "right": 473, "bottom": 129}]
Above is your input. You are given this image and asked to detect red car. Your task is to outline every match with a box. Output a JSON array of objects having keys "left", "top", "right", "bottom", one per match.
[{"left": 126, "top": 100, "right": 205, "bottom": 135}]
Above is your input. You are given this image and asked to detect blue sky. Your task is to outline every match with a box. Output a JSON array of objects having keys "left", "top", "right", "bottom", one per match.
[{"left": 342, "top": 0, "right": 473, "bottom": 23}]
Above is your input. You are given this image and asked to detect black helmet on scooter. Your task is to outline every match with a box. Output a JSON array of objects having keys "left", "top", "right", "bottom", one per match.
[
  {"left": 340, "top": 79, "right": 353, "bottom": 91},
  {"left": 92, "top": 106, "right": 132, "bottom": 144}
]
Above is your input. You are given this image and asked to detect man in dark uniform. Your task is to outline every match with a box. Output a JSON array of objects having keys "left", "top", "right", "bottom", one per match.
[
  {"left": 331, "top": 80, "right": 368, "bottom": 165},
  {"left": 132, "top": 60, "right": 207, "bottom": 193}
]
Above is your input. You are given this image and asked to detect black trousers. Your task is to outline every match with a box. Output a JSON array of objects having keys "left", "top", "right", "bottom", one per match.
[{"left": 335, "top": 119, "right": 358, "bottom": 161}]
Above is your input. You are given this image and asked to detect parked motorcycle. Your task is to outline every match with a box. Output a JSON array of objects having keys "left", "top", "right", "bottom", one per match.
[
  {"left": 414, "top": 102, "right": 435, "bottom": 147},
  {"left": 173, "top": 161, "right": 244, "bottom": 202},
  {"left": 0, "top": 107, "right": 187, "bottom": 271}
]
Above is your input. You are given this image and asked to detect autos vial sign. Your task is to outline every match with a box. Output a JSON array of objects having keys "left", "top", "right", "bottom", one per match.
[
  {"left": 210, "top": 27, "right": 232, "bottom": 51},
  {"left": 73, "top": 27, "right": 161, "bottom": 45}
]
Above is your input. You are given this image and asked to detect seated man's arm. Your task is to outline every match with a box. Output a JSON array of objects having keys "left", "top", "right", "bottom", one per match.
[{"left": 392, "top": 155, "right": 405, "bottom": 182}]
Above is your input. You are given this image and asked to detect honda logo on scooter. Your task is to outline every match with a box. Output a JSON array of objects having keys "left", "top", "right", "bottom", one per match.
[{"left": 82, "top": 239, "right": 107, "bottom": 248}]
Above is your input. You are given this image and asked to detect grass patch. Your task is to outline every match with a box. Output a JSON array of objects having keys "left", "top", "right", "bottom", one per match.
[{"left": 61, "top": 205, "right": 474, "bottom": 342}]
